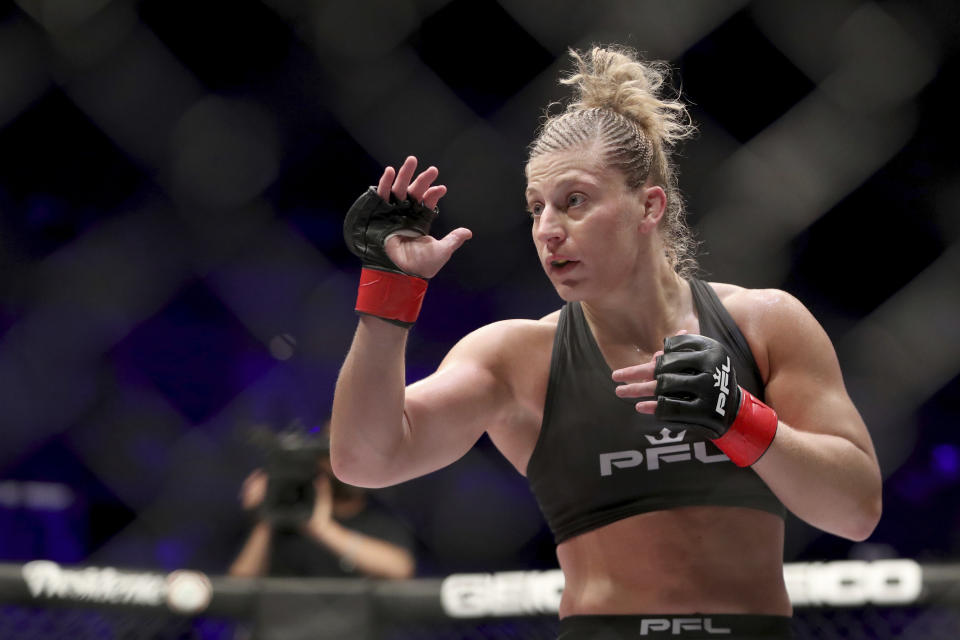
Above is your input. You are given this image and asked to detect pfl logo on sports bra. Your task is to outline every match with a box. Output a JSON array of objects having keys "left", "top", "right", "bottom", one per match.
[{"left": 599, "top": 428, "right": 728, "bottom": 476}]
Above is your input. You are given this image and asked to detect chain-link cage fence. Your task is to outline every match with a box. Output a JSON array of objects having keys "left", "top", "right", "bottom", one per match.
[{"left": 1, "top": 3, "right": 959, "bottom": 631}]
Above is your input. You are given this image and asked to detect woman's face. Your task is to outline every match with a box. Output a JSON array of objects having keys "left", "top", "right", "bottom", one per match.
[{"left": 525, "top": 146, "right": 647, "bottom": 301}]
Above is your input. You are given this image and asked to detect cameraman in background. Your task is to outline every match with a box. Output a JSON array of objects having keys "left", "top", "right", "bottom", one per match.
[{"left": 228, "top": 422, "right": 415, "bottom": 579}]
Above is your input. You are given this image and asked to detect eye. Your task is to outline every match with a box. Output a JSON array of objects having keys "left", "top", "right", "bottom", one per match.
[
  {"left": 527, "top": 202, "right": 543, "bottom": 218},
  {"left": 568, "top": 193, "right": 586, "bottom": 208}
]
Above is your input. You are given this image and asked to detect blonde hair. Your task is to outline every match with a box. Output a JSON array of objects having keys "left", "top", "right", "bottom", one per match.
[{"left": 528, "top": 46, "right": 699, "bottom": 278}]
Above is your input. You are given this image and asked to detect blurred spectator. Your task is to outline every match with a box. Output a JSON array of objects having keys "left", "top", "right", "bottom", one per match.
[{"left": 229, "top": 426, "right": 414, "bottom": 579}]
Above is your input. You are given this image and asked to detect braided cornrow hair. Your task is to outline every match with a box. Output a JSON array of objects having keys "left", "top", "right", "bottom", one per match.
[{"left": 528, "top": 46, "right": 699, "bottom": 278}]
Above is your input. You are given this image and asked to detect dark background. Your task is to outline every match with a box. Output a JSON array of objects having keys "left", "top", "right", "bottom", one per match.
[{"left": 0, "top": 0, "right": 958, "bottom": 578}]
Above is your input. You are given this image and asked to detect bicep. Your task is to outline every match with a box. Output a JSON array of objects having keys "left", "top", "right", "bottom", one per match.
[
  {"left": 389, "top": 342, "right": 512, "bottom": 482},
  {"left": 761, "top": 294, "right": 875, "bottom": 457}
]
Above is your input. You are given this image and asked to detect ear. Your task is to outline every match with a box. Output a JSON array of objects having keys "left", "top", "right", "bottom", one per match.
[{"left": 639, "top": 185, "right": 667, "bottom": 232}]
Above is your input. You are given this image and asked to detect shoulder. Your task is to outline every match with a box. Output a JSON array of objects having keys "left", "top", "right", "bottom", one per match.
[
  {"left": 706, "top": 282, "right": 828, "bottom": 381},
  {"left": 440, "top": 314, "right": 560, "bottom": 374},
  {"left": 425, "top": 314, "right": 560, "bottom": 438},
  {"left": 709, "top": 282, "right": 808, "bottom": 327}
]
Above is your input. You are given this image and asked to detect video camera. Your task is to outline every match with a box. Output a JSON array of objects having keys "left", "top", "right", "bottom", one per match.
[{"left": 250, "top": 421, "right": 330, "bottom": 530}]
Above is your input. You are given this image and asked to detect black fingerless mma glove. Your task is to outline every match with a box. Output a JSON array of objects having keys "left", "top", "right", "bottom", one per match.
[
  {"left": 654, "top": 334, "right": 778, "bottom": 466},
  {"left": 343, "top": 187, "right": 438, "bottom": 327}
]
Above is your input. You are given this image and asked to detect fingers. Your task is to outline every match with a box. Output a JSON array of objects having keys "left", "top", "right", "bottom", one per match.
[
  {"left": 423, "top": 184, "right": 447, "bottom": 210},
  {"left": 377, "top": 166, "right": 396, "bottom": 201},
  {"left": 439, "top": 227, "right": 472, "bottom": 255},
  {"left": 377, "top": 156, "right": 446, "bottom": 205},
  {"left": 614, "top": 380, "right": 657, "bottom": 399},
  {"left": 634, "top": 399, "right": 658, "bottom": 415},
  {"left": 408, "top": 165, "right": 439, "bottom": 203},
  {"left": 392, "top": 156, "right": 418, "bottom": 200},
  {"left": 611, "top": 338, "right": 685, "bottom": 415},
  {"left": 613, "top": 359, "right": 658, "bottom": 409},
  {"left": 611, "top": 359, "right": 657, "bottom": 383}
]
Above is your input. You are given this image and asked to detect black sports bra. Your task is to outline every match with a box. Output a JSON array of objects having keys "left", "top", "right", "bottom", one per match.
[{"left": 526, "top": 279, "right": 785, "bottom": 543}]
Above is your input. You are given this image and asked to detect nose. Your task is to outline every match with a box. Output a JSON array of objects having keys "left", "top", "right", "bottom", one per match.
[{"left": 533, "top": 204, "right": 565, "bottom": 247}]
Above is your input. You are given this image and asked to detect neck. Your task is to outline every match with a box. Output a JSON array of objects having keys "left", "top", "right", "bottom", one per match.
[{"left": 581, "top": 259, "right": 692, "bottom": 355}]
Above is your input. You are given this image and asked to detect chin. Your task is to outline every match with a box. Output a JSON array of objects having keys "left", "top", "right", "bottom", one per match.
[{"left": 551, "top": 282, "right": 585, "bottom": 302}]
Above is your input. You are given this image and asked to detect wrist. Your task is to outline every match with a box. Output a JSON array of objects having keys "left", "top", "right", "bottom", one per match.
[
  {"left": 304, "top": 514, "right": 332, "bottom": 538},
  {"left": 252, "top": 519, "right": 274, "bottom": 536},
  {"left": 712, "top": 388, "right": 778, "bottom": 467},
  {"left": 355, "top": 267, "right": 428, "bottom": 327}
]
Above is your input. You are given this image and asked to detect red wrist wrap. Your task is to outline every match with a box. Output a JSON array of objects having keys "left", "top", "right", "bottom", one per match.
[
  {"left": 355, "top": 267, "right": 428, "bottom": 325},
  {"left": 713, "top": 388, "right": 778, "bottom": 467}
]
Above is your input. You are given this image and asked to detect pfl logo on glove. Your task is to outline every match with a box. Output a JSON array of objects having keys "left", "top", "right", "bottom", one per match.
[{"left": 713, "top": 357, "right": 731, "bottom": 417}]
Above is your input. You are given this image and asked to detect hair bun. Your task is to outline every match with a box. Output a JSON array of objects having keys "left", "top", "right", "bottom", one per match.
[{"left": 562, "top": 46, "right": 695, "bottom": 148}]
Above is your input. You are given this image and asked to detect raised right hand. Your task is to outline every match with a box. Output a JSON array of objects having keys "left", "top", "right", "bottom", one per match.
[
  {"left": 375, "top": 155, "right": 472, "bottom": 278},
  {"left": 344, "top": 156, "right": 472, "bottom": 326}
]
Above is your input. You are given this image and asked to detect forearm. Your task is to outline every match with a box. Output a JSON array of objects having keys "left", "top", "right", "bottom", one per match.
[
  {"left": 331, "top": 316, "right": 410, "bottom": 486},
  {"left": 753, "top": 421, "right": 882, "bottom": 541},
  {"left": 306, "top": 520, "right": 415, "bottom": 580},
  {"left": 228, "top": 521, "right": 272, "bottom": 577}
]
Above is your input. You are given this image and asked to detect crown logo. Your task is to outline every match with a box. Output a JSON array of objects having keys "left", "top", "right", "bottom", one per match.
[{"left": 645, "top": 428, "right": 686, "bottom": 445}]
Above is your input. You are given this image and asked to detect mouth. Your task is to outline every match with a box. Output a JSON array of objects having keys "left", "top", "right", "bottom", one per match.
[{"left": 548, "top": 258, "right": 580, "bottom": 275}]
